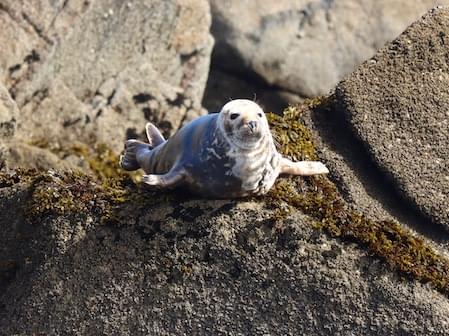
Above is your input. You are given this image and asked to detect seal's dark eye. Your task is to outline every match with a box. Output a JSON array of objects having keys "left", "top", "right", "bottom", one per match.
[
  {"left": 230, "top": 113, "right": 239, "bottom": 120},
  {"left": 257, "top": 113, "right": 263, "bottom": 118}
]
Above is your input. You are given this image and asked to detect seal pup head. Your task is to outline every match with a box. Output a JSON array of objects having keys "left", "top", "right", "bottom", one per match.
[{"left": 218, "top": 99, "right": 270, "bottom": 150}]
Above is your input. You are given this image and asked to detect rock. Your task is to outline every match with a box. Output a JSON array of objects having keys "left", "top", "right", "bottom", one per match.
[
  {"left": 202, "top": 67, "right": 298, "bottom": 114},
  {"left": 0, "top": 82, "right": 19, "bottom": 170},
  {"left": 0, "top": 141, "right": 82, "bottom": 171},
  {"left": 210, "top": 0, "right": 449, "bottom": 98},
  {"left": 1, "top": 170, "right": 449, "bottom": 334},
  {"left": 0, "top": 82, "right": 17, "bottom": 139},
  {"left": 2, "top": 3, "right": 449, "bottom": 334},
  {"left": 335, "top": 7, "right": 449, "bottom": 230},
  {"left": 0, "top": 0, "right": 213, "bottom": 158}
]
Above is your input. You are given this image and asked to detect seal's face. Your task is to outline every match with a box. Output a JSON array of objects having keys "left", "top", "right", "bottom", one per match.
[{"left": 218, "top": 99, "right": 269, "bottom": 150}]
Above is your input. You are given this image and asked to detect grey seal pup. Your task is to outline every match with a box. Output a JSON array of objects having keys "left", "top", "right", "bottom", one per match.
[{"left": 120, "top": 99, "right": 329, "bottom": 198}]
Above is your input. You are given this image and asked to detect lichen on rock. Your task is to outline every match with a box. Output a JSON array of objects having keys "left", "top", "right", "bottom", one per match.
[
  {"left": 6, "top": 100, "right": 449, "bottom": 300},
  {"left": 266, "top": 100, "right": 449, "bottom": 296},
  {"left": 2, "top": 101, "right": 449, "bottom": 333}
]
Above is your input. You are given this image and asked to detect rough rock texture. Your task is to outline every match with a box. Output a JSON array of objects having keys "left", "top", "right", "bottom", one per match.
[
  {"left": 0, "top": 82, "right": 17, "bottom": 139},
  {"left": 210, "top": 0, "right": 449, "bottom": 98},
  {"left": 0, "top": 0, "right": 213, "bottom": 168},
  {"left": 1, "top": 173, "right": 449, "bottom": 335},
  {"left": 334, "top": 7, "right": 449, "bottom": 230},
  {"left": 2, "top": 4, "right": 449, "bottom": 336},
  {"left": 1, "top": 142, "right": 80, "bottom": 171},
  {"left": 0, "top": 82, "right": 18, "bottom": 170}
]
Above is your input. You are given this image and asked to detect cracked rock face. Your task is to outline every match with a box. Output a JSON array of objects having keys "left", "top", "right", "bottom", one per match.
[
  {"left": 335, "top": 7, "right": 449, "bottom": 230},
  {"left": 210, "top": 0, "right": 449, "bottom": 98},
  {"left": 0, "top": 0, "right": 213, "bottom": 166}
]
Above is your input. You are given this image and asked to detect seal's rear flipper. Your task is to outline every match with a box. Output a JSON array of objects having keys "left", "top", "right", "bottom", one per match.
[
  {"left": 146, "top": 122, "right": 165, "bottom": 147},
  {"left": 120, "top": 139, "right": 151, "bottom": 171}
]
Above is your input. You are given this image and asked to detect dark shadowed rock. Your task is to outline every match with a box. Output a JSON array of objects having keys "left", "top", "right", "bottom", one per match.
[
  {"left": 210, "top": 0, "right": 449, "bottom": 98},
  {"left": 335, "top": 7, "right": 449, "bottom": 230},
  {"left": 202, "top": 67, "right": 299, "bottom": 114}
]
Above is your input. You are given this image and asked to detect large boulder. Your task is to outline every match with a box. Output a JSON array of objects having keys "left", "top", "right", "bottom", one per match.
[
  {"left": 210, "top": 0, "right": 449, "bottom": 98},
  {"left": 334, "top": 7, "right": 449, "bottom": 230},
  {"left": 0, "top": 0, "right": 213, "bottom": 166},
  {"left": 1, "top": 170, "right": 449, "bottom": 335}
]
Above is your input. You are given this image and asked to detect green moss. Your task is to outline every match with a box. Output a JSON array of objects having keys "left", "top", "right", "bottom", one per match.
[
  {"left": 28, "top": 138, "right": 140, "bottom": 182},
  {"left": 69, "top": 143, "right": 131, "bottom": 182},
  {"left": 14, "top": 137, "right": 181, "bottom": 227},
  {"left": 267, "top": 98, "right": 449, "bottom": 295},
  {"left": 25, "top": 171, "right": 103, "bottom": 221},
  {"left": 0, "top": 169, "right": 44, "bottom": 191},
  {"left": 6, "top": 100, "right": 449, "bottom": 296},
  {"left": 267, "top": 105, "right": 317, "bottom": 161},
  {"left": 0, "top": 171, "right": 22, "bottom": 188},
  {"left": 21, "top": 137, "right": 194, "bottom": 226}
]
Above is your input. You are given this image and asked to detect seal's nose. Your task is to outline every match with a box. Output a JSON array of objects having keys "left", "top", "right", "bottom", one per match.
[{"left": 248, "top": 120, "right": 258, "bottom": 132}]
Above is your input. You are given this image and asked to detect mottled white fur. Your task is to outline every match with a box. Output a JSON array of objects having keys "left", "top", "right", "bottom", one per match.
[{"left": 121, "top": 99, "right": 329, "bottom": 197}]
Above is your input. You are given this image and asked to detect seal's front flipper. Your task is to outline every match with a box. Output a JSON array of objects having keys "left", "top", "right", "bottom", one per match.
[
  {"left": 120, "top": 139, "right": 151, "bottom": 171},
  {"left": 280, "top": 158, "right": 329, "bottom": 176},
  {"left": 146, "top": 122, "right": 165, "bottom": 147},
  {"left": 142, "top": 167, "right": 188, "bottom": 189}
]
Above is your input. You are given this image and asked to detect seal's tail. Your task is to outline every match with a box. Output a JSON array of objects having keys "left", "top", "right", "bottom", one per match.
[{"left": 119, "top": 139, "right": 151, "bottom": 171}]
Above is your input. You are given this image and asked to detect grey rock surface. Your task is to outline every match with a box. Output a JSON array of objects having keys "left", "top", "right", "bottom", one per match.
[
  {"left": 210, "top": 0, "right": 449, "bottom": 98},
  {"left": 0, "top": 82, "right": 17, "bottom": 139},
  {"left": 0, "top": 141, "right": 81, "bottom": 171},
  {"left": 1, "top": 174, "right": 449, "bottom": 335},
  {"left": 0, "top": 82, "right": 18, "bottom": 170},
  {"left": 2, "top": 3, "right": 449, "bottom": 336},
  {"left": 0, "top": 0, "right": 213, "bottom": 163},
  {"left": 335, "top": 7, "right": 449, "bottom": 230}
]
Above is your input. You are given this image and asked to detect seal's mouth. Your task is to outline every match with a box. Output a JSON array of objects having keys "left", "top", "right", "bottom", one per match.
[
  {"left": 241, "top": 127, "right": 261, "bottom": 136},
  {"left": 220, "top": 118, "right": 266, "bottom": 150},
  {"left": 234, "top": 130, "right": 264, "bottom": 149},
  {"left": 237, "top": 120, "right": 263, "bottom": 138}
]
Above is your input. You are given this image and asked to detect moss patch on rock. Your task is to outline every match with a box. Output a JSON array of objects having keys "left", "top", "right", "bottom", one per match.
[
  {"left": 15, "top": 143, "right": 179, "bottom": 229},
  {"left": 3, "top": 99, "right": 449, "bottom": 296},
  {"left": 267, "top": 105, "right": 317, "bottom": 161},
  {"left": 25, "top": 171, "right": 109, "bottom": 222},
  {"left": 266, "top": 98, "right": 449, "bottom": 295}
]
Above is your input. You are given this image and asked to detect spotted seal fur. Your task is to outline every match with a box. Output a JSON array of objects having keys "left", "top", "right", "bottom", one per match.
[{"left": 120, "top": 99, "right": 328, "bottom": 198}]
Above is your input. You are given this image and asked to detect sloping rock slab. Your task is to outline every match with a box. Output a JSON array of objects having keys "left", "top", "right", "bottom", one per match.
[
  {"left": 1, "top": 172, "right": 449, "bottom": 335},
  {"left": 335, "top": 7, "right": 449, "bottom": 229},
  {"left": 210, "top": 0, "right": 449, "bottom": 98}
]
